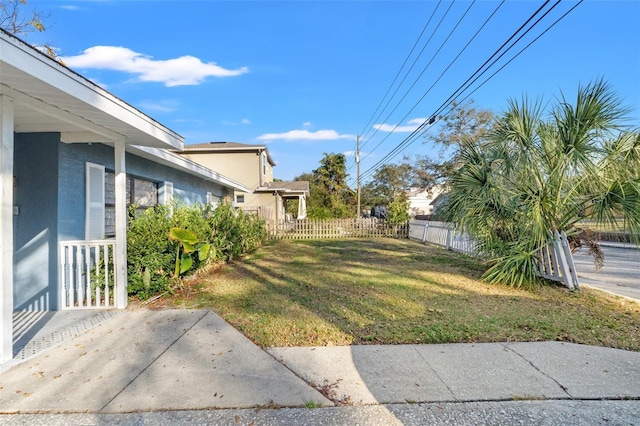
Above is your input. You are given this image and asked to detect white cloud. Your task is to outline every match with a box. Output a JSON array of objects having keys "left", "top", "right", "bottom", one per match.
[
  {"left": 221, "top": 118, "right": 252, "bottom": 126},
  {"left": 136, "top": 100, "right": 178, "bottom": 113},
  {"left": 256, "top": 129, "right": 356, "bottom": 141},
  {"left": 374, "top": 117, "right": 428, "bottom": 133},
  {"left": 61, "top": 46, "right": 248, "bottom": 87},
  {"left": 302, "top": 122, "right": 312, "bottom": 128}
]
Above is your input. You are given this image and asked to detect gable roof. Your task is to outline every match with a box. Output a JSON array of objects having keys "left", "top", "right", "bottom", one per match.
[{"left": 182, "top": 141, "right": 276, "bottom": 166}]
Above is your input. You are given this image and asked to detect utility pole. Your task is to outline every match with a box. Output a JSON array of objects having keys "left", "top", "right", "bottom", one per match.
[{"left": 356, "top": 135, "right": 361, "bottom": 218}]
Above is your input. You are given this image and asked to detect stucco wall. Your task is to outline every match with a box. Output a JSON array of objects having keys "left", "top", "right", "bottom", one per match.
[{"left": 180, "top": 150, "right": 274, "bottom": 190}]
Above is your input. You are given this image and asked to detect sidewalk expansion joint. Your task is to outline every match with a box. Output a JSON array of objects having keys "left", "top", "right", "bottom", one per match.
[
  {"left": 413, "top": 346, "right": 457, "bottom": 400},
  {"left": 263, "top": 350, "right": 337, "bottom": 406},
  {"left": 97, "top": 310, "right": 210, "bottom": 412},
  {"left": 500, "top": 343, "right": 573, "bottom": 398}
]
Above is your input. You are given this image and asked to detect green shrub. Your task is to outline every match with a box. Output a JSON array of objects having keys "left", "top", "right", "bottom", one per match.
[
  {"left": 126, "top": 201, "right": 267, "bottom": 300},
  {"left": 209, "top": 204, "right": 267, "bottom": 261},
  {"left": 386, "top": 194, "right": 410, "bottom": 225},
  {"left": 126, "top": 204, "right": 175, "bottom": 299}
]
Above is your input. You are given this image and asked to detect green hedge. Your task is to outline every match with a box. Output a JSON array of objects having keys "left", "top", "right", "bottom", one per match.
[{"left": 126, "top": 202, "right": 267, "bottom": 300}]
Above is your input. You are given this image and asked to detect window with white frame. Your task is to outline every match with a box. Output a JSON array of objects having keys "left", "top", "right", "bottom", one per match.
[
  {"left": 236, "top": 194, "right": 245, "bottom": 203},
  {"left": 262, "top": 152, "right": 267, "bottom": 176}
]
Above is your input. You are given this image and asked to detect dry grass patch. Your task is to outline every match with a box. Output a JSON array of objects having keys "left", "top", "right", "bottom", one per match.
[{"left": 157, "top": 238, "right": 640, "bottom": 351}]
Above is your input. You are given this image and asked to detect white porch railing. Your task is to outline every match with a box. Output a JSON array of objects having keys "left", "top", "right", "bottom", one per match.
[
  {"left": 409, "top": 220, "right": 579, "bottom": 290},
  {"left": 59, "top": 240, "right": 117, "bottom": 309}
]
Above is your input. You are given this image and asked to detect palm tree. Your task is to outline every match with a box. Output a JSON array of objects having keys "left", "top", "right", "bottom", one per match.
[{"left": 448, "top": 79, "right": 640, "bottom": 287}]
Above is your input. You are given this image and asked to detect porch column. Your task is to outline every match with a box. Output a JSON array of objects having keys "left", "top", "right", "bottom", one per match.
[
  {"left": 0, "top": 95, "right": 14, "bottom": 362},
  {"left": 297, "top": 195, "right": 307, "bottom": 220},
  {"left": 114, "top": 140, "right": 127, "bottom": 309},
  {"left": 274, "top": 191, "right": 280, "bottom": 225}
]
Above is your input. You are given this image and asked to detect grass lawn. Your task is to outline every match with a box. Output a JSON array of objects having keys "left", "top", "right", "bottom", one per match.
[{"left": 158, "top": 238, "right": 640, "bottom": 351}]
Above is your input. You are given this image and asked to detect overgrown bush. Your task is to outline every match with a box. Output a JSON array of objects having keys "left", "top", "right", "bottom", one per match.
[
  {"left": 126, "top": 201, "right": 267, "bottom": 300},
  {"left": 209, "top": 203, "right": 267, "bottom": 261},
  {"left": 126, "top": 204, "right": 175, "bottom": 299},
  {"left": 385, "top": 194, "right": 410, "bottom": 225}
]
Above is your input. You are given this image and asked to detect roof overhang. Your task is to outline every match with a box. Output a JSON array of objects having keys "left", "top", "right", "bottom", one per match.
[
  {"left": 0, "top": 29, "right": 183, "bottom": 150},
  {"left": 255, "top": 187, "right": 309, "bottom": 197}
]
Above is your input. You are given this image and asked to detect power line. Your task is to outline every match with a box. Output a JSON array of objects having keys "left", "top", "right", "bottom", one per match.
[
  {"left": 355, "top": 0, "right": 503, "bottom": 172},
  {"left": 355, "top": 0, "right": 558, "bottom": 181},
  {"left": 356, "top": 1, "right": 443, "bottom": 143},
  {"left": 360, "top": 0, "right": 459, "bottom": 151},
  {"left": 356, "top": 0, "right": 581, "bottom": 184},
  {"left": 358, "top": 0, "right": 580, "bottom": 184},
  {"left": 346, "top": 1, "right": 444, "bottom": 172},
  {"left": 455, "top": 0, "right": 585, "bottom": 109}
]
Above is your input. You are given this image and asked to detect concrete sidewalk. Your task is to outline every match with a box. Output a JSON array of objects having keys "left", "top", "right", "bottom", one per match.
[
  {"left": 269, "top": 342, "right": 640, "bottom": 404},
  {"left": 0, "top": 309, "right": 639, "bottom": 418},
  {"left": 0, "top": 309, "right": 329, "bottom": 413}
]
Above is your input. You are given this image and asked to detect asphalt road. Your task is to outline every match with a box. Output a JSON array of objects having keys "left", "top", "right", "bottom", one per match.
[
  {"left": 572, "top": 244, "right": 640, "bottom": 301},
  {"left": 1, "top": 400, "right": 639, "bottom": 426}
]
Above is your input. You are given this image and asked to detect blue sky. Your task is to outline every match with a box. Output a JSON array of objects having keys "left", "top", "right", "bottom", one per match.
[{"left": 24, "top": 0, "right": 640, "bottom": 184}]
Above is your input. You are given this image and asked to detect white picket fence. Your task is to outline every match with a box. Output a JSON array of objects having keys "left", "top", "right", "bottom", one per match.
[
  {"left": 409, "top": 220, "right": 580, "bottom": 290},
  {"left": 537, "top": 230, "right": 580, "bottom": 290},
  {"left": 408, "top": 220, "right": 478, "bottom": 255},
  {"left": 271, "top": 218, "right": 409, "bottom": 239},
  {"left": 59, "top": 240, "right": 117, "bottom": 309}
]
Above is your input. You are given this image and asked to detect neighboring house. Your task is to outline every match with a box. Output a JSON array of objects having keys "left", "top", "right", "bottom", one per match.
[
  {"left": 406, "top": 185, "right": 445, "bottom": 218},
  {"left": 430, "top": 191, "right": 450, "bottom": 217},
  {"left": 178, "top": 142, "right": 309, "bottom": 225},
  {"left": 0, "top": 30, "right": 248, "bottom": 362}
]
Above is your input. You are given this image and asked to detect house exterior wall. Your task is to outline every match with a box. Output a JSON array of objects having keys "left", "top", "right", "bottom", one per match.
[
  {"left": 180, "top": 151, "right": 263, "bottom": 187},
  {"left": 407, "top": 186, "right": 444, "bottom": 218},
  {"left": 180, "top": 149, "right": 276, "bottom": 218},
  {"left": 13, "top": 134, "right": 230, "bottom": 311},
  {"left": 13, "top": 133, "right": 60, "bottom": 310},
  {"left": 56, "top": 142, "right": 229, "bottom": 239}
]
